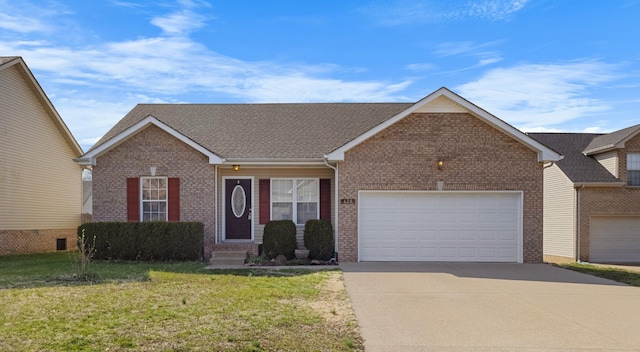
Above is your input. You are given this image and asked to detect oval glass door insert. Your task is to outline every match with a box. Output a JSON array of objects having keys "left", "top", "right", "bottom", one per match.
[{"left": 231, "top": 185, "right": 246, "bottom": 218}]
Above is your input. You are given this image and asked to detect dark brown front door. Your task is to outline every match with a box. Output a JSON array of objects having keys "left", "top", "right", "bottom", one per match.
[{"left": 225, "top": 178, "right": 252, "bottom": 240}]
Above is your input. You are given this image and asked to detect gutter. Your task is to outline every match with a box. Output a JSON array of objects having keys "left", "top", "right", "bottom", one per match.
[{"left": 572, "top": 182, "right": 625, "bottom": 188}]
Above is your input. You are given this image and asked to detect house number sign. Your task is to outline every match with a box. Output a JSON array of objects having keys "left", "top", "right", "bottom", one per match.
[{"left": 340, "top": 198, "right": 356, "bottom": 204}]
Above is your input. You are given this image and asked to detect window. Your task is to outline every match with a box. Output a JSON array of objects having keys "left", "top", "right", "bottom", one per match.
[
  {"left": 628, "top": 153, "right": 640, "bottom": 186},
  {"left": 271, "top": 178, "right": 318, "bottom": 225},
  {"left": 141, "top": 177, "right": 167, "bottom": 221}
]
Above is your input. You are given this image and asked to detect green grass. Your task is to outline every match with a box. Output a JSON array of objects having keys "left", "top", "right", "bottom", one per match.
[
  {"left": 0, "top": 252, "right": 363, "bottom": 351},
  {"left": 559, "top": 263, "right": 640, "bottom": 287}
]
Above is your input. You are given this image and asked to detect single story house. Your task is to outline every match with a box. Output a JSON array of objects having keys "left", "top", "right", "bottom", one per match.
[
  {"left": 76, "top": 87, "right": 562, "bottom": 263},
  {"left": 0, "top": 56, "right": 84, "bottom": 255},
  {"left": 530, "top": 127, "right": 640, "bottom": 263}
]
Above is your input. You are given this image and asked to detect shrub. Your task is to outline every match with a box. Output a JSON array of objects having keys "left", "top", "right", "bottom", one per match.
[
  {"left": 77, "top": 222, "right": 204, "bottom": 261},
  {"left": 262, "top": 220, "right": 296, "bottom": 259},
  {"left": 304, "top": 219, "right": 334, "bottom": 261}
]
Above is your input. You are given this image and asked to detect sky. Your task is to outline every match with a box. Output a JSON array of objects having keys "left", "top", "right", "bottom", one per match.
[{"left": 2, "top": 0, "right": 640, "bottom": 152}]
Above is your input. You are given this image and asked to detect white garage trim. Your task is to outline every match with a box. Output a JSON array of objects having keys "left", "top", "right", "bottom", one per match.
[
  {"left": 590, "top": 216, "right": 640, "bottom": 263},
  {"left": 358, "top": 191, "right": 523, "bottom": 263}
]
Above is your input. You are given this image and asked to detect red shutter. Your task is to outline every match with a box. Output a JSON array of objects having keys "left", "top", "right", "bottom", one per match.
[
  {"left": 126, "top": 178, "right": 140, "bottom": 222},
  {"left": 259, "top": 179, "right": 270, "bottom": 224},
  {"left": 320, "top": 179, "right": 331, "bottom": 221},
  {"left": 168, "top": 178, "right": 180, "bottom": 222}
]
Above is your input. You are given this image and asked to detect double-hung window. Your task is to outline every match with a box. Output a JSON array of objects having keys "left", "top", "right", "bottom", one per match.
[
  {"left": 141, "top": 177, "right": 168, "bottom": 221},
  {"left": 628, "top": 153, "right": 640, "bottom": 186},
  {"left": 271, "top": 178, "right": 319, "bottom": 225}
]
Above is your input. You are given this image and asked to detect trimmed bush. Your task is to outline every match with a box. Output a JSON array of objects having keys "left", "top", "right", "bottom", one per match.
[
  {"left": 262, "top": 220, "right": 296, "bottom": 259},
  {"left": 77, "top": 222, "right": 204, "bottom": 261},
  {"left": 304, "top": 219, "right": 334, "bottom": 261}
]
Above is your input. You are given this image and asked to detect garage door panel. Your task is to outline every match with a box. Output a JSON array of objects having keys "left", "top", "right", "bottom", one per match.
[
  {"left": 590, "top": 216, "right": 640, "bottom": 263},
  {"left": 359, "top": 192, "right": 521, "bottom": 262}
]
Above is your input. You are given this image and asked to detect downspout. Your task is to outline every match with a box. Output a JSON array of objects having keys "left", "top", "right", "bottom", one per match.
[
  {"left": 576, "top": 185, "right": 582, "bottom": 263},
  {"left": 323, "top": 159, "right": 339, "bottom": 261},
  {"left": 214, "top": 165, "right": 218, "bottom": 245}
]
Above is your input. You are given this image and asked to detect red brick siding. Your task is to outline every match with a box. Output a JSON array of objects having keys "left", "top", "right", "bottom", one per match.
[
  {"left": 92, "top": 125, "right": 216, "bottom": 258},
  {"left": 578, "top": 133, "right": 640, "bottom": 261},
  {"left": 337, "top": 112, "right": 544, "bottom": 262},
  {"left": 0, "top": 229, "right": 77, "bottom": 255}
]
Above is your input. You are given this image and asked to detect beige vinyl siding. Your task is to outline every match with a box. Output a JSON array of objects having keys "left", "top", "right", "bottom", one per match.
[
  {"left": 0, "top": 65, "right": 82, "bottom": 230},
  {"left": 594, "top": 151, "right": 618, "bottom": 177},
  {"left": 542, "top": 164, "right": 576, "bottom": 259},
  {"left": 218, "top": 167, "right": 334, "bottom": 247}
]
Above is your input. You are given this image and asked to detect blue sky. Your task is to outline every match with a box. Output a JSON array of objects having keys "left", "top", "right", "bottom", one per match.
[{"left": 2, "top": 0, "right": 640, "bottom": 151}]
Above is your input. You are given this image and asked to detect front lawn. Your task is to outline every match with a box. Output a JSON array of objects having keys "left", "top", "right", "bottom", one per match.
[
  {"left": 559, "top": 262, "right": 640, "bottom": 287},
  {"left": 0, "top": 252, "right": 363, "bottom": 351}
]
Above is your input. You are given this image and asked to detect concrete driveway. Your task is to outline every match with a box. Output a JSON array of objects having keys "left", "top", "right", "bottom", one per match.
[{"left": 341, "top": 262, "right": 640, "bottom": 351}]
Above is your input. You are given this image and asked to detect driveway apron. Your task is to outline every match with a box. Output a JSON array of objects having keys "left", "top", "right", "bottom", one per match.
[{"left": 341, "top": 262, "right": 640, "bottom": 352}]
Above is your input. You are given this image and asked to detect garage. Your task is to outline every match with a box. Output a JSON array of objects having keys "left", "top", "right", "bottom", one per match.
[
  {"left": 590, "top": 216, "right": 640, "bottom": 263},
  {"left": 358, "top": 191, "right": 522, "bottom": 262}
]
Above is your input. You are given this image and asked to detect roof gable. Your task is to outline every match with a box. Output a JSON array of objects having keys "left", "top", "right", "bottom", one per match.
[
  {"left": 325, "top": 87, "right": 563, "bottom": 163},
  {"left": 583, "top": 124, "right": 640, "bottom": 155},
  {"left": 0, "top": 56, "right": 83, "bottom": 157},
  {"left": 76, "top": 116, "right": 224, "bottom": 165}
]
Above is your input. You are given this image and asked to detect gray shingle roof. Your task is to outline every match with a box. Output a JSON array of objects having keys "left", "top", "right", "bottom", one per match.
[
  {"left": 91, "top": 103, "right": 414, "bottom": 159},
  {"left": 583, "top": 124, "right": 640, "bottom": 154},
  {"left": 528, "top": 133, "right": 619, "bottom": 183}
]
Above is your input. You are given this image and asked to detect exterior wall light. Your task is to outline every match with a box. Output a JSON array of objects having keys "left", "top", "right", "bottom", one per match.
[
  {"left": 437, "top": 159, "right": 444, "bottom": 170},
  {"left": 233, "top": 164, "right": 240, "bottom": 171},
  {"left": 150, "top": 166, "right": 157, "bottom": 176}
]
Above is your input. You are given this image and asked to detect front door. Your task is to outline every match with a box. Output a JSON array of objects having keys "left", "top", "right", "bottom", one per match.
[{"left": 225, "top": 178, "right": 252, "bottom": 240}]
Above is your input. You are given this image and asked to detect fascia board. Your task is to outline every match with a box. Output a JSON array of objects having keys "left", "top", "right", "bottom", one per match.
[
  {"left": 573, "top": 182, "right": 625, "bottom": 188},
  {"left": 78, "top": 116, "right": 223, "bottom": 165}
]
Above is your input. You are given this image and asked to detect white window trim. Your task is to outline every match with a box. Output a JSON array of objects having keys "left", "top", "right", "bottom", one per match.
[
  {"left": 628, "top": 153, "right": 640, "bottom": 186},
  {"left": 270, "top": 178, "right": 320, "bottom": 225},
  {"left": 140, "top": 176, "right": 168, "bottom": 222}
]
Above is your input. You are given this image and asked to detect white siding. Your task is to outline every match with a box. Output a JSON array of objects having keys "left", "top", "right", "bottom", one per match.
[
  {"left": 0, "top": 65, "right": 82, "bottom": 230},
  {"left": 542, "top": 164, "right": 576, "bottom": 258},
  {"left": 217, "top": 167, "right": 334, "bottom": 247},
  {"left": 594, "top": 151, "right": 618, "bottom": 178}
]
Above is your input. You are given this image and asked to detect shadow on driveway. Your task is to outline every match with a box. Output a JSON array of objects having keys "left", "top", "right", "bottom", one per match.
[{"left": 341, "top": 261, "right": 626, "bottom": 286}]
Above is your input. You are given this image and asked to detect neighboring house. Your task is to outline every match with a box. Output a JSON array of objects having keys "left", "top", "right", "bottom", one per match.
[
  {"left": 0, "top": 56, "right": 84, "bottom": 255},
  {"left": 530, "top": 127, "right": 640, "bottom": 263},
  {"left": 76, "top": 87, "right": 561, "bottom": 263}
]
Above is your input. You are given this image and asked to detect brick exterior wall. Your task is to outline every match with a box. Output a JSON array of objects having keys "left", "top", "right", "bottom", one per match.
[
  {"left": 578, "top": 133, "right": 640, "bottom": 261},
  {"left": 0, "top": 228, "right": 77, "bottom": 255},
  {"left": 92, "top": 125, "right": 216, "bottom": 259},
  {"left": 337, "top": 112, "right": 544, "bottom": 263}
]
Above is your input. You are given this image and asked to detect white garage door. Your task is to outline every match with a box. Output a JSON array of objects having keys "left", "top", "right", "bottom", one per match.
[
  {"left": 590, "top": 216, "right": 640, "bottom": 263},
  {"left": 359, "top": 191, "right": 522, "bottom": 262}
]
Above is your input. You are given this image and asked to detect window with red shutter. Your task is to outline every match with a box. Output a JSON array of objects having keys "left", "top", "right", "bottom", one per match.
[
  {"left": 168, "top": 178, "right": 180, "bottom": 221},
  {"left": 259, "top": 179, "right": 270, "bottom": 224},
  {"left": 320, "top": 179, "right": 331, "bottom": 221},
  {"left": 127, "top": 178, "right": 140, "bottom": 222}
]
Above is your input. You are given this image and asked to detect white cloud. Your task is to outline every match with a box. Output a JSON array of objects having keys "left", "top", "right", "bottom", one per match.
[
  {"left": 151, "top": 10, "right": 207, "bottom": 35},
  {"left": 360, "top": 0, "right": 529, "bottom": 26},
  {"left": 406, "top": 63, "right": 437, "bottom": 71},
  {"left": 434, "top": 41, "right": 503, "bottom": 72},
  {"left": 457, "top": 61, "right": 619, "bottom": 129}
]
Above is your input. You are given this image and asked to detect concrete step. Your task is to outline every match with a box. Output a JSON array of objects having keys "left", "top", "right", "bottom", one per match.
[{"left": 209, "top": 251, "right": 247, "bottom": 266}]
